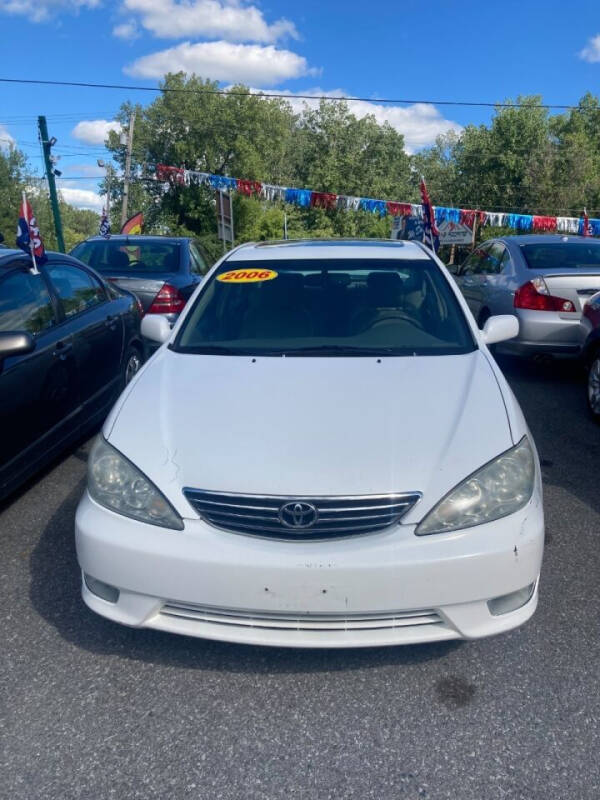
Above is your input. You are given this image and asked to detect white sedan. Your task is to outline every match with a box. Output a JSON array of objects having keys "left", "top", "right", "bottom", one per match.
[{"left": 76, "top": 239, "right": 544, "bottom": 648}]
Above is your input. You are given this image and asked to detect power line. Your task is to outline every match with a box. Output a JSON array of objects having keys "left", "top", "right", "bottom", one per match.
[{"left": 0, "top": 76, "right": 584, "bottom": 110}]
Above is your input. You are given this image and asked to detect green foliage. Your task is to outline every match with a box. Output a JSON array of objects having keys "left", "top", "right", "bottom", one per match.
[
  {"left": 0, "top": 147, "right": 27, "bottom": 246},
  {"left": 0, "top": 145, "right": 99, "bottom": 253},
  {"left": 103, "top": 76, "right": 410, "bottom": 255}
]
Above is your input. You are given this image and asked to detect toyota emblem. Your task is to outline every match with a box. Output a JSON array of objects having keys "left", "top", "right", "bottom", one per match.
[{"left": 278, "top": 501, "right": 318, "bottom": 529}]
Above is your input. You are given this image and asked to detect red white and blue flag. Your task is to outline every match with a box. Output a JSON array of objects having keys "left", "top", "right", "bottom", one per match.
[
  {"left": 419, "top": 176, "right": 439, "bottom": 251},
  {"left": 583, "top": 208, "right": 591, "bottom": 237},
  {"left": 99, "top": 208, "right": 111, "bottom": 237},
  {"left": 16, "top": 193, "right": 47, "bottom": 269}
]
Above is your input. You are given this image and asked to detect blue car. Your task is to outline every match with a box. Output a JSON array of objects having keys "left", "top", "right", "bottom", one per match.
[{"left": 71, "top": 235, "right": 211, "bottom": 324}]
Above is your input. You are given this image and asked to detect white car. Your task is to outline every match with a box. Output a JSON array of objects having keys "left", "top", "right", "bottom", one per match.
[{"left": 76, "top": 239, "right": 544, "bottom": 648}]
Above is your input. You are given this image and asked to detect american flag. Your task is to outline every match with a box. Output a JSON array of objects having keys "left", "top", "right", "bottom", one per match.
[
  {"left": 16, "top": 194, "right": 46, "bottom": 270},
  {"left": 419, "top": 177, "right": 439, "bottom": 250}
]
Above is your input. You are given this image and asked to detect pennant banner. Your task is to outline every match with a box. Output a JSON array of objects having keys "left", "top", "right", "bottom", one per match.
[{"left": 154, "top": 164, "right": 599, "bottom": 238}]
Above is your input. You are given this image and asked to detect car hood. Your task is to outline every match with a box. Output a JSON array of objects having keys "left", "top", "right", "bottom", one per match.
[{"left": 105, "top": 348, "right": 513, "bottom": 520}]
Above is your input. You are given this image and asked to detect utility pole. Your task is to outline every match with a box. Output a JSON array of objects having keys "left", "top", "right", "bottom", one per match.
[
  {"left": 38, "top": 116, "right": 65, "bottom": 253},
  {"left": 98, "top": 159, "right": 113, "bottom": 228},
  {"left": 121, "top": 110, "right": 136, "bottom": 229}
]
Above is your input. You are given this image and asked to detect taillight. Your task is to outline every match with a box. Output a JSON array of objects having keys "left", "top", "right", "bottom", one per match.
[
  {"left": 514, "top": 278, "right": 576, "bottom": 312},
  {"left": 147, "top": 283, "right": 185, "bottom": 314},
  {"left": 135, "top": 297, "right": 144, "bottom": 318}
]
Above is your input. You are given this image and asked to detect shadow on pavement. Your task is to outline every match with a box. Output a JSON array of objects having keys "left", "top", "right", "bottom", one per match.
[
  {"left": 29, "top": 478, "right": 461, "bottom": 674},
  {"left": 496, "top": 354, "right": 600, "bottom": 515}
]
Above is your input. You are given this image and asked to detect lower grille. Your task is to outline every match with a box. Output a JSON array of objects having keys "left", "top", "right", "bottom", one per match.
[
  {"left": 182, "top": 489, "right": 421, "bottom": 540},
  {"left": 161, "top": 602, "right": 443, "bottom": 632}
]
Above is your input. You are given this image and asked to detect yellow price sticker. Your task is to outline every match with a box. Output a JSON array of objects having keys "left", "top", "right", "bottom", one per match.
[{"left": 217, "top": 268, "right": 278, "bottom": 284}]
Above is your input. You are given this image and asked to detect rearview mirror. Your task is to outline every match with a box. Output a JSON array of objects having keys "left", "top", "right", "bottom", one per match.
[
  {"left": 482, "top": 315, "right": 519, "bottom": 346},
  {"left": 141, "top": 315, "right": 172, "bottom": 344},
  {"left": 0, "top": 331, "right": 35, "bottom": 360}
]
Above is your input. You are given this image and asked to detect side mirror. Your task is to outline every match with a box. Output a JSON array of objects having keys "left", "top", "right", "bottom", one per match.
[
  {"left": 482, "top": 315, "right": 519, "bottom": 345},
  {"left": 0, "top": 331, "right": 35, "bottom": 360},
  {"left": 141, "top": 314, "right": 172, "bottom": 344}
]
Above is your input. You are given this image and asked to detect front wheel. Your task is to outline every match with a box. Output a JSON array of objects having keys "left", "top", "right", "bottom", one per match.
[
  {"left": 587, "top": 354, "right": 600, "bottom": 422},
  {"left": 122, "top": 346, "right": 143, "bottom": 388}
]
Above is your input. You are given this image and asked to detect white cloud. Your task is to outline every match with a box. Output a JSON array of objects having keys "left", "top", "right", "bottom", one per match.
[
  {"left": 58, "top": 186, "right": 103, "bottom": 212},
  {"left": 241, "top": 88, "right": 462, "bottom": 152},
  {"left": 72, "top": 120, "right": 122, "bottom": 145},
  {"left": 120, "top": 0, "right": 297, "bottom": 43},
  {"left": 0, "top": 123, "right": 15, "bottom": 150},
  {"left": 0, "top": 0, "right": 98, "bottom": 23},
  {"left": 125, "top": 40, "right": 317, "bottom": 85},
  {"left": 579, "top": 34, "right": 600, "bottom": 63},
  {"left": 113, "top": 19, "right": 140, "bottom": 39}
]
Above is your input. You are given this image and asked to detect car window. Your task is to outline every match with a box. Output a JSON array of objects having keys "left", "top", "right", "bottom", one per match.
[
  {"left": 70, "top": 241, "right": 94, "bottom": 264},
  {"left": 47, "top": 264, "right": 105, "bottom": 318},
  {"left": 190, "top": 243, "right": 208, "bottom": 275},
  {"left": 461, "top": 246, "right": 489, "bottom": 275},
  {"left": 500, "top": 248, "right": 513, "bottom": 273},
  {"left": 521, "top": 242, "right": 600, "bottom": 270},
  {"left": 75, "top": 240, "right": 181, "bottom": 274},
  {"left": 486, "top": 243, "right": 506, "bottom": 274},
  {"left": 175, "top": 258, "right": 476, "bottom": 357},
  {"left": 0, "top": 269, "right": 56, "bottom": 335}
]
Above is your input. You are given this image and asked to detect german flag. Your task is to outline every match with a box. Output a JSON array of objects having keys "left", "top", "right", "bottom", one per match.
[{"left": 120, "top": 212, "right": 144, "bottom": 235}]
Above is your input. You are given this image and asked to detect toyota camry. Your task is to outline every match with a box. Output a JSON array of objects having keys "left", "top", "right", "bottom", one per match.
[{"left": 75, "top": 239, "right": 544, "bottom": 648}]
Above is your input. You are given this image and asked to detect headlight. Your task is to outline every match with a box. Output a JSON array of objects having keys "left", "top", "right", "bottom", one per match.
[
  {"left": 416, "top": 436, "right": 535, "bottom": 535},
  {"left": 88, "top": 436, "right": 184, "bottom": 530}
]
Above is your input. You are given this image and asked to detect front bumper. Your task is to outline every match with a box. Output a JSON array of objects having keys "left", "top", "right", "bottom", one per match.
[{"left": 75, "top": 491, "right": 544, "bottom": 648}]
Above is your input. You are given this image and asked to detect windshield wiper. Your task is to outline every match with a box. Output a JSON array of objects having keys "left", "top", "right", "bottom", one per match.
[{"left": 281, "top": 345, "right": 400, "bottom": 356}]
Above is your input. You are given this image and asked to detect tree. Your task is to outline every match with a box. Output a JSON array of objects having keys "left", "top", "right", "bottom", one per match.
[{"left": 0, "top": 145, "right": 27, "bottom": 245}]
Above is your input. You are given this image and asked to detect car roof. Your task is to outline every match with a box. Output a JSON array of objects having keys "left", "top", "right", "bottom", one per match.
[
  {"left": 497, "top": 234, "right": 592, "bottom": 246},
  {"left": 79, "top": 235, "right": 190, "bottom": 244},
  {"left": 0, "top": 250, "right": 96, "bottom": 270},
  {"left": 225, "top": 239, "right": 431, "bottom": 262}
]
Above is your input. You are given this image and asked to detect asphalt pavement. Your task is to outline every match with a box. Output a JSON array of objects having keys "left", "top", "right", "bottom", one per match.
[{"left": 1, "top": 355, "right": 599, "bottom": 800}]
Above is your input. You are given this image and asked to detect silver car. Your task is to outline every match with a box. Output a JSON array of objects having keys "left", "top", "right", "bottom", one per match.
[{"left": 452, "top": 234, "right": 600, "bottom": 356}]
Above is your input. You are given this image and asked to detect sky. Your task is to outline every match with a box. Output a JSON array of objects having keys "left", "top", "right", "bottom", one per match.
[{"left": 2, "top": 0, "right": 600, "bottom": 213}]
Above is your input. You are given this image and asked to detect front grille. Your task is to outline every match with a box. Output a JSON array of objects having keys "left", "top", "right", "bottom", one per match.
[
  {"left": 182, "top": 489, "right": 421, "bottom": 540},
  {"left": 161, "top": 602, "right": 443, "bottom": 632}
]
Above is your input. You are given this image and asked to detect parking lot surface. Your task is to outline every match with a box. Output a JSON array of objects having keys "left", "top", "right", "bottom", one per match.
[{"left": 1, "top": 356, "right": 599, "bottom": 800}]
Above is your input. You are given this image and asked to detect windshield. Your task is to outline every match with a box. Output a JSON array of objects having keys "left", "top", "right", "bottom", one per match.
[
  {"left": 521, "top": 242, "right": 600, "bottom": 270},
  {"left": 174, "top": 258, "right": 475, "bottom": 356},
  {"left": 72, "top": 240, "right": 181, "bottom": 274}
]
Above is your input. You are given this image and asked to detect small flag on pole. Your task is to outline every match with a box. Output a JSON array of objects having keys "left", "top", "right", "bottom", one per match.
[
  {"left": 99, "top": 208, "right": 111, "bottom": 237},
  {"left": 419, "top": 176, "right": 439, "bottom": 252},
  {"left": 16, "top": 193, "right": 46, "bottom": 273},
  {"left": 583, "top": 208, "right": 591, "bottom": 238},
  {"left": 120, "top": 211, "right": 144, "bottom": 235}
]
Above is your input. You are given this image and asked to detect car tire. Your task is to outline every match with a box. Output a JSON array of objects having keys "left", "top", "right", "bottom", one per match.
[
  {"left": 122, "top": 345, "right": 143, "bottom": 388},
  {"left": 587, "top": 353, "right": 600, "bottom": 423}
]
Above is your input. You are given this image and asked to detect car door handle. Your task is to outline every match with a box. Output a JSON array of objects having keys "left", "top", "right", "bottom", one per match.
[
  {"left": 104, "top": 314, "right": 118, "bottom": 328},
  {"left": 52, "top": 341, "right": 73, "bottom": 360}
]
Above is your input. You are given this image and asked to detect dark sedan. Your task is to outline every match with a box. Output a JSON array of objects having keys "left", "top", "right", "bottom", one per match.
[
  {"left": 0, "top": 249, "right": 144, "bottom": 501},
  {"left": 70, "top": 235, "right": 210, "bottom": 321}
]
